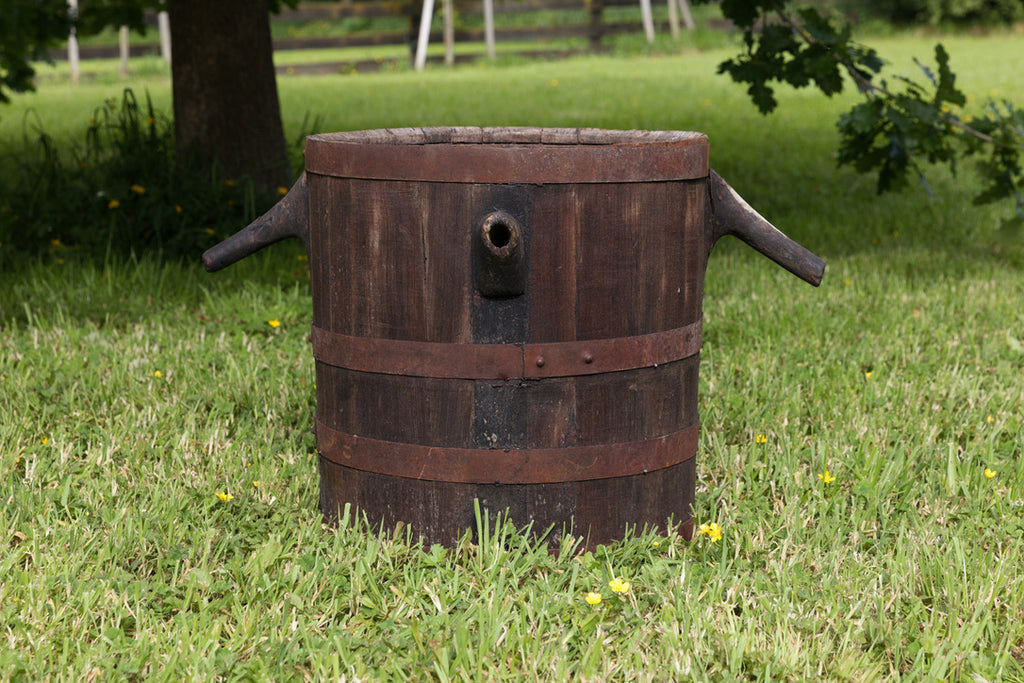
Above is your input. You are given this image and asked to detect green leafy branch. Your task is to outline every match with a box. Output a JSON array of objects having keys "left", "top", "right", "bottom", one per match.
[{"left": 708, "top": 0, "right": 1024, "bottom": 226}]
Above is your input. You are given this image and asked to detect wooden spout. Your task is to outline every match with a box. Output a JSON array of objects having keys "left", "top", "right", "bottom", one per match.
[
  {"left": 708, "top": 170, "right": 825, "bottom": 287},
  {"left": 202, "top": 174, "right": 310, "bottom": 272}
]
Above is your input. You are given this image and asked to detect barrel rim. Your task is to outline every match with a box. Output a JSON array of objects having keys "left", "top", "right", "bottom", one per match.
[
  {"left": 308, "top": 127, "right": 708, "bottom": 146},
  {"left": 304, "top": 127, "right": 710, "bottom": 183}
]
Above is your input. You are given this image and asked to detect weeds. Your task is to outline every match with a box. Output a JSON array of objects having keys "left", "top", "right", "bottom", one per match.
[{"left": 1, "top": 89, "right": 292, "bottom": 263}]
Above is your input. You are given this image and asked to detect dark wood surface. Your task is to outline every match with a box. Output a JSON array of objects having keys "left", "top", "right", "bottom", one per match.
[{"left": 306, "top": 129, "right": 711, "bottom": 547}]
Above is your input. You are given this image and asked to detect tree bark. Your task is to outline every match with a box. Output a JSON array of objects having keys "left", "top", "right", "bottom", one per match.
[{"left": 168, "top": 0, "right": 290, "bottom": 192}]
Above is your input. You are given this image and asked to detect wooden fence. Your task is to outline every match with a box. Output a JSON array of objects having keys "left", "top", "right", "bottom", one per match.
[{"left": 66, "top": 0, "right": 697, "bottom": 75}]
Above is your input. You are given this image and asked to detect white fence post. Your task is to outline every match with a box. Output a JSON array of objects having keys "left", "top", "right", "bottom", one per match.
[
  {"left": 158, "top": 11, "right": 172, "bottom": 64},
  {"left": 68, "top": 0, "right": 80, "bottom": 84},
  {"left": 483, "top": 0, "right": 496, "bottom": 58},
  {"left": 667, "top": 0, "right": 679, "bottom": 40},
  {"left": 118, "top": 25, "right": 130, "bottom": 77},
  {"left": 414, "top": 0, "right": 435, "bottom": 71},
  {"left": 678, "top": 0, "right": 695, "bottom": 30},
  {"left": 443, "top": 0, "right": 454, "bottom": 66},
  {"left": 639, "top": 0, "right": 655, "bottom": 43}
]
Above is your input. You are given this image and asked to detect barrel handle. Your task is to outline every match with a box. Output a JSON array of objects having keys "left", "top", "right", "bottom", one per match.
[
  {"left": 202, "top": 173, "right": 310, "bottom": 272},
  {"left": 707, "top": 170, "right": 825, "bottom": 287}
]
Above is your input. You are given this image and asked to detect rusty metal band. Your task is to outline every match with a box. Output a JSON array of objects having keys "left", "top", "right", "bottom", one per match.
[
  {"left": 315, "top": 421, "right": 699, "bottom": 484},
  {"left": 310, "top": 320, "right": 702, "bottom": 380},
  {"left": 304, "top": 128, "right": 709, "bottom": 184}
]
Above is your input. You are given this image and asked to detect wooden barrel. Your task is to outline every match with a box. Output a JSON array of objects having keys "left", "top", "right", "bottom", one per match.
[
  {"left": 202, "top": 127, "right": 825, "bottom": 549},
  {"left": 307, "top": 128, "right": 708, "bottom": 547}
]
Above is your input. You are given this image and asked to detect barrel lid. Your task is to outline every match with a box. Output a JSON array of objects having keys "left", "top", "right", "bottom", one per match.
[{"left": 304, "top": 127, "right": 709, "bottom": 184}]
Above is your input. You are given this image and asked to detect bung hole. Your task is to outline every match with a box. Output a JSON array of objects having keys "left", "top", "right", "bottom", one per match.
[{"left": 487, "top": 222, "right": 512, "bottom": 249}]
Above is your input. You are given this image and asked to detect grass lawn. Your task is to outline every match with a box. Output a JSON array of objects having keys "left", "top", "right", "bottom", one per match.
[{"left": 2, "top": 31, "right": 1024, "bottom": 680}]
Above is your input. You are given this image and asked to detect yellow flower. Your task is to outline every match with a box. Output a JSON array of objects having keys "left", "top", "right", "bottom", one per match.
[
  {"left": 41, "top": 437, "right": 49, "bottom": 445},
  {"left": 252, "top": 480, "right": 262, "bottom": 488},
  {"left": 985, "top": 468, "right": 997, "bottom": 479},
  {"left": 585, "top": 592, "right": 602, "bottom": 605},
  {"left": 130, "top": 184, "right": 146, "bottom": 195},
  {"left": 224, "top": 179, "right": 236, "bottom": 187},
  {"left": 652, "top": 540, "right": 660, "bottom": 547},
  {"left": 175, "top": 205, "right": 183, "bottom": 214},
  {"left": 108, "top": 199, "right": 120, "bottom": 209},
  {"left": 755, "top": 434, "right": 767, "bottom": 445},
  {"left": 608, "top": 578, "right": 631, "bottom": 594},
  {"left": 268, "top": 319, "right": 281, "bottom": 328},
  {"left": 550, "top": 78, "right": 559, "bottom": 87},
  {"left": 215, "top": 491, "right": 234, "bottom": 501},
  {"left": 153, "top": 370, "right": 163, "bottom": 378},
  {"left": 986, "top": 415, "right": 994, "bottom": 424},
  {"left": 818, "top": 470, "right": 836, "bottom": 484},
  {"left": 864, "top": 371, "right": 873, "bottom": 379},
  {"left": 277, "top": 186, "right": 288, "bottom": 196},
  {"left": 698, "top": 522, "right": 723, "bottom": 542}
]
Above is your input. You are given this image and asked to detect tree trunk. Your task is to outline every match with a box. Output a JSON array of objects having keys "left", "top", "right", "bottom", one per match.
[{"left": 168, "top": 0, "right": 290, "bottom": 192}]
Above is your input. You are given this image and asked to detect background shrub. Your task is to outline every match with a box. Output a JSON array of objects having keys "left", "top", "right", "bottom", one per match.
[
  {"left": 0, "top": 89, "right": 292, "bottom": 263},
  {"left": 840, "top": 0, "right": 1024, "bottom": 24}
]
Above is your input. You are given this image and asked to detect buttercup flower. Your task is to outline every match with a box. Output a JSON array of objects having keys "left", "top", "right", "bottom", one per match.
[
  {"left": 698, "top": 522, "right": 723, "bottom": 542},
  {"left": 609, "top": 578, "right": 631, "bottom": 594},
  {"left": 108, "top": 199, "right": 120, "bottom": 209},
  {"left": 585, "top": 592, "right": 602, "bottom": 605},
  {"left": 153, "top": 370, "right": 163, "bottom": 378},
  {"left": 268, "top": 319, "right": 281, "bottom": 328},
  {"left": 130, "top": 184, "right": 146, "bottom": 195},
  {"left": 755, "top": 434, "right": 767, "bottom": 445},
  {"left": 818, "top": 470, "right": 836, "bottom": 484},
  {"left": 985, "top": 468, "right": 997, "bottom": 479},
  {"left": 215, "top": 491, "right": 234, "bottom": 501}
]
